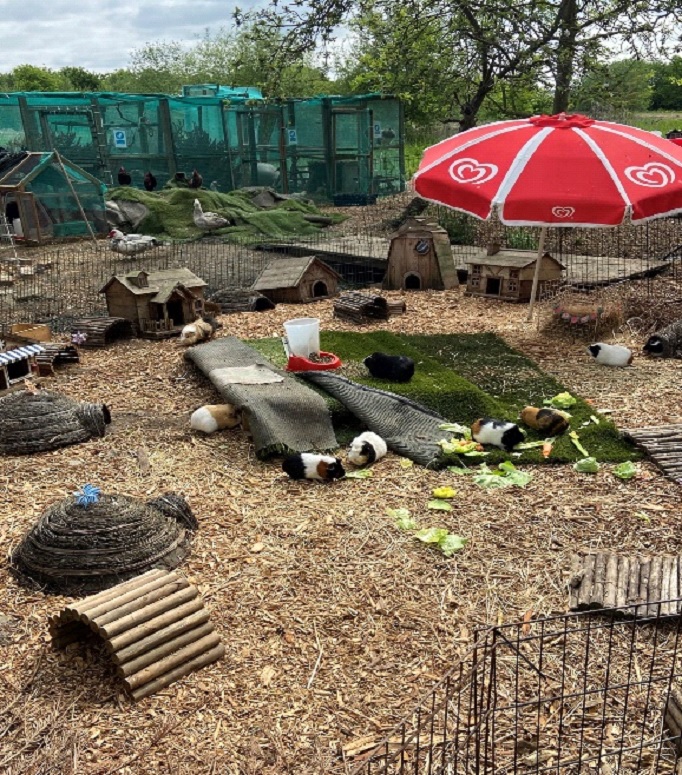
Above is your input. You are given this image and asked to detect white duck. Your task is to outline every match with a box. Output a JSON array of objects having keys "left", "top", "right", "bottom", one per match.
[
  {"left": 193, "top": 199, "right": 230, "bottom": 231},
  {"left": 108, "top": 229, "right": 159, "bottom": 256}
]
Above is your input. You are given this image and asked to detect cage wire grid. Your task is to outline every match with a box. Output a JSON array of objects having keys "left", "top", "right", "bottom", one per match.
[
  {"left": 349, "top": 602, "right": 682, "bottom": 775},
  {"left": 1, "top": 207, "right": 682, "bottom": 333}
]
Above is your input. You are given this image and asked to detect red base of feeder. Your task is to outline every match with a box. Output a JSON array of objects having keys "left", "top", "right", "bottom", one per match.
[{"left": 286, "top": 351, "right": 342, "bottom": 372}]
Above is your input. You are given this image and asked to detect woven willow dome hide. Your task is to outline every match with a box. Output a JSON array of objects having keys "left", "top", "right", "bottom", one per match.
[
  {"left": 11, "top": 492, "right": 197, "bottom": 595},
  {"left": 0, "top": 390, "right": 110, "bottom": 455}
]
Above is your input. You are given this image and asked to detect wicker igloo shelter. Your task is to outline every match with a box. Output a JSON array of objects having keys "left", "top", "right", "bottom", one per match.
[
  {"left": 0, "top": 390, "right": 110, "bottom": 455},
  {"left": 11, "top": 492, "right": 197, "bottom": 595}
]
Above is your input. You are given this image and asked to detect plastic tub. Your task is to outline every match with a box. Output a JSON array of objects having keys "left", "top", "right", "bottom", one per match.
[{"left": 283, "top": 317, "right": 320, "bottom": 358}]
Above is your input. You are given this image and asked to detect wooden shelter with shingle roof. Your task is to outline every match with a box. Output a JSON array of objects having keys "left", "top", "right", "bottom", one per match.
[
  {"left": 99, "top": 267, "right": 207, "bottom": 337},
  {"left": 252, "top": 256, "right": 341, "bottom": 303},
  {"left": 464, "top": 244, "right": 565, "bottom": 302}
]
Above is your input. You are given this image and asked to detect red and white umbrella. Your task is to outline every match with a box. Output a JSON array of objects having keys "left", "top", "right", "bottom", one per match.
[{"left": 413, "top": 113, "right": 682, "bottom": 316}]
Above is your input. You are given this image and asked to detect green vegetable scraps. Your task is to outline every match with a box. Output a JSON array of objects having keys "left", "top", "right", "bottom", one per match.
[
  {"left": 544, "top": 392, "right": 577, "bottom": 409},
  {"left": 569, "top": 431, "right": 589, "bottom": 457},
  {"left": 344, "top": 469, "right": 373, "bottom": 479},
  {"left": 386, "top": 508, "right": 419, "bottom": 531},
  {"left": 415, "top": 528, "right": 468, "bottom": 557},
  {"left": 471, "top": 461, "right": 532, "bottom": 489},
  {"left": 427, "top": 499, "right": 453, "bottom": 511},
  {"left": 613, "top": 461, "right": 637, "bottom": 480},
  {"left": 399, "top": 458, "right": 414, "bottom": 469},
  {"left": 432, "top": 486, "right": 457, "bottom": 499},
  {"left": 574, "top": 457, "right": 600, "bottom": 473}
]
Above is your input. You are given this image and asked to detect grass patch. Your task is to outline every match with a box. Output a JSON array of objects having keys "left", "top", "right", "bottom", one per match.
[{"left": 248, "top": 331, "right": 639, "bottom": 465}]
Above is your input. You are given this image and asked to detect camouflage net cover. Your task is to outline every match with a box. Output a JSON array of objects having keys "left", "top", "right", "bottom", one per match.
[
  {"left": 11, "top": 492, "right": 196, "bottom": 595},
  {"left": 0, "top": 390, "right": 109, "bottom": 456}
]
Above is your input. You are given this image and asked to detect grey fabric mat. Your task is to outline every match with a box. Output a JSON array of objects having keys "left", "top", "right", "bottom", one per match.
[
  {"left": 301, "top": 371, "right": 448, "bottom": 468},
  {"left": 185, "top": 337, "right": 338, "bottom": 458}
]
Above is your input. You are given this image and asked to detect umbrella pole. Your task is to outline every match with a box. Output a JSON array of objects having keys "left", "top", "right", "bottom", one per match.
[{"left": 526, "top": 226, "right": 548, "bottom": 322}]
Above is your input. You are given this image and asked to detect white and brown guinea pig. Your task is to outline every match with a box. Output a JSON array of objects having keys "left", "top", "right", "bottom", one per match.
[
  {"left": 471, "top": 417, "right": 525, "bottom": 452},
  {"left": 347, "top": 431, "right": 388, "bottom": 466},
  {"left": 282, "top": 453, "right": 345, "bottom": 481},
  {"left": 190, "top": 404, "right": 241, "bottom": 433},
  {"left": 179, "top": 316, "right": 222, "bottom": 346},
  {"left": 587, "top": 343, "right": 633, "bottom": 367},
  {"left": 519, "top": 406, "right": 570, "bottom": 436}
]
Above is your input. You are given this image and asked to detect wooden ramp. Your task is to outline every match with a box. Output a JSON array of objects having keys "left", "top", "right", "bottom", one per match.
[
  {"left": 622, "top": 424, "right": 682, "bottom": 484},
  {"left": 568, "top": 552, "right": 682, "bottom": 617},
  {"left": 49, "top": 569, "right": 224, "bottom": 700},
  {"left": 70, "top": 317, "right": 134, "bottom": 348}
]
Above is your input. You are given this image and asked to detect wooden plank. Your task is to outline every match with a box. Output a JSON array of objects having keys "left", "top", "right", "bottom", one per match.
[
  {"left": 577, "top": 554, "right": 596, "bottom": 609},
  {"left": 590, "top": 553, "right": 607, "bottom": 609},
  {"left": 648, "top": 557, "right": 664, "bottom": 618},
  {"left": 603, "top": 554, "right": 619, "bottom": 609},
  {"left": 615, "top": 556, "right": 630, "bottom": 613}
]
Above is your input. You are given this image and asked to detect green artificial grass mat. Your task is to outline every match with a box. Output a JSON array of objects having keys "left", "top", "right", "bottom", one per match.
[
  {"left": 249, "top": 331, "right": 639, "bottom": 466},
  {"left": 109, "top": 187, "right": 346, "bottom": 241}
]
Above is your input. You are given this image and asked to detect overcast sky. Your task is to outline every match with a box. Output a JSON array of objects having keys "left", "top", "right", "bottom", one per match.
[{"left": 0, "top": 0, "right": 251, "bottom": 72}]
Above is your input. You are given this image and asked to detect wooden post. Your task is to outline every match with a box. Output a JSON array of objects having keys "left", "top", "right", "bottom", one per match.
[
  {"left": 526, "top": 227, "right": 547, "bottom": 322},
  {"left": 638, "top": 558, "right": 651, "bottom": 619},
  {"left": 615, "top": 556, "right": 630, "bottom": 612}
]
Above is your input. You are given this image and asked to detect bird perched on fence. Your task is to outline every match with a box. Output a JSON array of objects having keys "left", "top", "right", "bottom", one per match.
[
  {"left": 192, "top": 199, "right": 230, "bottom": 231},
  {"left": 108, "top": 229, "right": 159, "bottom": 256},
  {"left": 189, "top": 169, "right": 203, "bottom": 189},
  {"left": 117, "top": 166, "right": 132, "bottom": 186},
  {"left": 143, "top": 171, "right": 157, "bottom": 191}
]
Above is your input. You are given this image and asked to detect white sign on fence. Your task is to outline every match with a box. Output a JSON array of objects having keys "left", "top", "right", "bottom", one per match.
[{"left": 113, "top": 129, "right": 127, "bottom": 148}]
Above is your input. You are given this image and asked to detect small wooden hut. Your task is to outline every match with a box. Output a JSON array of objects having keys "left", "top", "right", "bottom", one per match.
[
  {"left": 252, "top": 256, "right": 341, "bottom": 303},
  {"left": 99, "top": 268, "right": 207, "bottom": 337},
  {"left": 0, "top": 344, "right": 44, "bottom": 392},
  {"left": 383, "top": 217, "right": 459, "bottom": 291},
  {"left": 464, "top": 245, "right": 565, "bottom": 302}
]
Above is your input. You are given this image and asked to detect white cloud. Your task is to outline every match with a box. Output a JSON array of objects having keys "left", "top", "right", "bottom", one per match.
[{"left": 0, "top": 0, "right": 254, "bottom": 73}]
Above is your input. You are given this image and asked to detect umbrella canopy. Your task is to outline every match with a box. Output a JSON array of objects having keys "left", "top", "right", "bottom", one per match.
[{"left": 413, "top": 113, "right": 682, "bottom": 226}]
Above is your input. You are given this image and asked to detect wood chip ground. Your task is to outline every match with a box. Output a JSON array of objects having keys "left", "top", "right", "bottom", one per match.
[{"left": 2, "top": 206, "right": 682, "bottom": 773}]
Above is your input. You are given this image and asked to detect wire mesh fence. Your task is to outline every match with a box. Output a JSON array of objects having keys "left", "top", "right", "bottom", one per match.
[
  {"left": 349, "top": 603, "right": 682, "bottom": 774},
  {"left": 1, "top": 196, "right": 682, "bottom": 335}
]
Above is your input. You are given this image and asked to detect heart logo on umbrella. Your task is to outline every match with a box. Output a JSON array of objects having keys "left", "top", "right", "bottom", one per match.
[
  {"left": 624, "top": 162, "right": 675, "bottom": 188},
  {"left": 551, "top": 206, "right": 575, "bottom": 218},
  {"left": 448, "top": 158, "right": 498, "bottom": 186}
]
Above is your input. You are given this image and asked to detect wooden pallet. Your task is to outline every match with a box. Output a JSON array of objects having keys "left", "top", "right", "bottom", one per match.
[
  {"left": 70, "top": 317, "right": 134, "bottom": 348},
  {"left": 49, "top": 569, "right": 224, "bottom": 701},
  {"left": 34, "top": 343, "right": 80, "bottom": 377},
  {"left": 568, "top": 552, "right": 682, "bottom": 617},
  {"left": 622, "top": 424, "right": 682, "bottom": 484},
  {"left": 333, "top": 292, "right": 406, "bottom": 323}
]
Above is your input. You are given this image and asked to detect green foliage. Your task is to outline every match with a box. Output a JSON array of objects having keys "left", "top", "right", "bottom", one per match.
[
  {"left": 651, "top": 58, "right": 682, "bottom": 111},
  {"left": 572, "top": 59, "right": 654, "bottom": 115},
  {"left": 574, "top": 457, "right": 600, "bottom": 473},
  {"left": 10, "top": 64, "right": 66, "bottom": 91},
  {"left": 613, "top": 461, "right": 638, "bottom": 480}
]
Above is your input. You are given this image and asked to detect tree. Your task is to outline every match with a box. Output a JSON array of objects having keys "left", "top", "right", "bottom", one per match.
[
  {"left": 650, "top": 57, "right": 682, "bottom": 110},
  {"left": 59, "top": 67, "right": 102, "bottom": 92},
  {"left": 572, "top": 59, "right": 654, "bottom": 116},
  {"left": 9, "top": 64, "right": 66, "bottom": 91},
  {"left": 237, "top": 0, "right": 682, "bottom": 129}
]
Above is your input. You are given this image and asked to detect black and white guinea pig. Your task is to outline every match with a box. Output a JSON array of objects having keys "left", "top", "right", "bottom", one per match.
[
  {"left": 102, "top": 404, "right": 112, "bottom": 425},
  {"left": 190, "top": 403, "right": 241, "bottom": 433},
  {"left": 643, "top": 334, "right": 666, "bottom": 357},
  {"left": 347, "top": 431, "right": 388, "bottom": 466},
  {"left": 587, "top": 343, "right": 633, "bottom": 367},
  {"left": 471, "top": 417, "right": 525, "bottom": 452},
  {"left": 519, "top": 406, "right": 569, "bottom": 436},
  {"left": 363, "top": 352, "right": 415, "bottom": 383},
  {"left": 282, "top": 453, "right": 346, "bottom": 481}
]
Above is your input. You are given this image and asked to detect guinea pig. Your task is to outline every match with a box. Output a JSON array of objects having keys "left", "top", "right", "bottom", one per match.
[
  {"left": 642, "top": 320, "right": 682, "bottom": 358},
  {"left": 179, "top": 316, "right": 222, "bottom": 346},
  {"left": 102, "top": 404, "right": 112, "bottom": 425},
  {"left": 347, "top": 431, "right": 388, "bottom": 466},
  {"left": 519, "top": 406, "right": 570, "bottom": 436},
  {"left": 643, "top": 334, "right": 666, "bottom": 357},
  {"left": 282, "top": 452, "right": 346, "bottom": 481},
  {"left": 587, "top": 343, "right": 633, "bottom": 367},
  {"left": 363, "top": 352, "right": 415, "bottom": 383},
  {"left": 190, "top": 404, "right": 241, "bottom": 434},
  {"left": 471, "top": 417, "right": 525, "bottom": 452}
]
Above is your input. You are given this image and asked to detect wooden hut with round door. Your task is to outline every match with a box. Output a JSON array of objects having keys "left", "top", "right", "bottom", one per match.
[
  {"left": 383, "top": 217, "right": 459, "bottom": 291},
  {"left": 252, "top": 256, "right": 341, "bottom": 303}
]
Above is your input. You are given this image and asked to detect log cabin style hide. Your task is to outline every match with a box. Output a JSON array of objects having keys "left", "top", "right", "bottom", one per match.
[
  {"left": 383, "top": 217, "right": 459, "bottom": 291},
  {"left": 99, "top": 268, "right": 207, "bottom": 337},
  {"left": 465, "top": 244, "right": 565, "bottom": 302},
  {"left": 252, "top": 256, "right": 341, "bottom": 303}
]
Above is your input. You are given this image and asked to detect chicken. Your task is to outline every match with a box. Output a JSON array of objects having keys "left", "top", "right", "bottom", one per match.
[
  {"left": 192, "top": 199, "right": 230, "bottom": 231},
  {"left": 189, "top": 169, "right": 203, "bottom": 189},
  {"left": 108, "top": 229, "right": 159, "bottom": 256},
  {"left": 143, "top": 171, "right": 157, "bottom": 191},
  {"left": 117, "top": 167, "right": 132, "bottom": 186}
]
